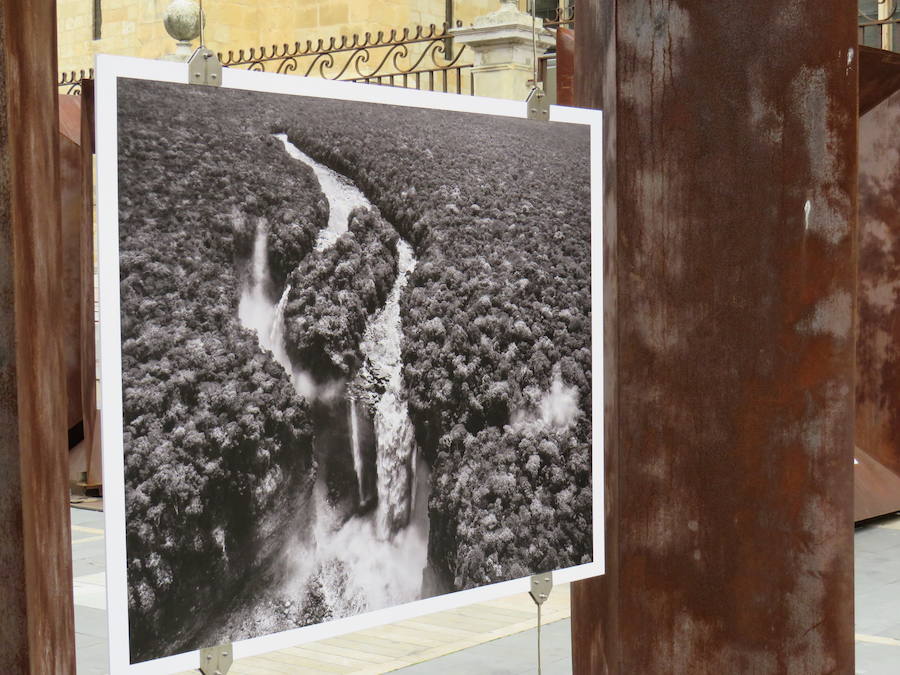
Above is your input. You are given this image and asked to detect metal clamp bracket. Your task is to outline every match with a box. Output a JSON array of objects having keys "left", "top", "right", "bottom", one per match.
[
  {"left": 530, "top": 572, "right": 553, "bottom": 675},
  {"left": 529, "top": 572, "right": 553, "bottom": 605},
  {"left": 188, "top": 47, "right": 222, "bottom": 87},
  {"left": 199, "top": 643, "right": 233, "bottom": 675},
  {"left": 526, "top": 86, "right": 550, "bottom": 121}
]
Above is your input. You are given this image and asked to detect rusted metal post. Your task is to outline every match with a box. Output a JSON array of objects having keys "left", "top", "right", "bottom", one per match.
[
  {"left": 572, "top": 1, "right": 857, "bottom": 672},
  {"left": 0, "top": 0, "right": 77, "bottom": 673},
  {"left": 855, "top": 85, "right": 900, "bottom": 521},
  {"left": 555, "top": 27, "right": 574, "bottom": 107}
]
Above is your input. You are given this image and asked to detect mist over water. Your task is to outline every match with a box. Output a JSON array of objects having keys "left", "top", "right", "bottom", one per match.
[{"left": 234, "top": 134, "right": 430, "bottom": 626}]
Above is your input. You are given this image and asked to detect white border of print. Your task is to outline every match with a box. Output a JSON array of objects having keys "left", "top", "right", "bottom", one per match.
[{"left": 96, "top": 53, "right": 604, "bottom": 675}]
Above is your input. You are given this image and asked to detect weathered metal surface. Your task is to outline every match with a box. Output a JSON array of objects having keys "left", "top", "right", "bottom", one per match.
[
  {"left": 80, "top": 81, "right": 101, "bottom": 487},
  {"left": 0, "top": 0, "right": 76, "bottom": 672},
  {"left": 59, "top": 90, "right": 101, "bottom": 487},
  {"left": 572, "top": 0, "right": 617, "bottom": 671},
  {"left": 859, "top": 46, "right": 900, "bottom": 115},
  {"left": 59, "top": 96, "right": 83, "bottom": 431},
  {"left": 555, "top": 27, "right": 574, "bottom": 107},
  {"left": 572, "top": 1, "right": 857, "bottom": 673},
  {"left": 854, "top": 447, "right": 900, "bottom": 522},
  {"left": 855, "top": 86, "right": 900, "bottom": 521}
]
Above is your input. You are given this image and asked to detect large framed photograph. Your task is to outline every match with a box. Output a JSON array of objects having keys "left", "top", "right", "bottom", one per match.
[{"left": 96, "top": 54, "right": 602, "bottom": 674}]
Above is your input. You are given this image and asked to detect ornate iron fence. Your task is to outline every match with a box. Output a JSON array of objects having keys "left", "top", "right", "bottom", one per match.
[
  {"left": 57, "top": 22, "right": 474, "bottom": 96},
  {"left": 219, "top": 22, "right": 473, "bottom": 94},
  {"left": 59, "top": 69, "right": 92, "bottom": 95}
]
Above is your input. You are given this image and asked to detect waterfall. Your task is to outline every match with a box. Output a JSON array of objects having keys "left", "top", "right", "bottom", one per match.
[
  {"left": 348, "top": 396, "right": 365, "bottom": 505},
  {"left": 234, "top": 134, "right": 431, "bottom": 630},
  {"left": 373, "top": 390, "right": 418, "bottom": 538},
  {"left": 356, "top": 240, "right": 421, "bottom": 540},
  {"left": 238, "top": 219, "right": 276, "bottom": 346},
  {"left": 237, "top": 219, "right": 295, "bottom": 379},
  {"left": 268, "top": 285, "right": 291, "bottom": 372}
]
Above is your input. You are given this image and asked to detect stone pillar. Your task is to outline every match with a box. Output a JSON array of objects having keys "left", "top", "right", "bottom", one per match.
[
  {"left": 571, "top": 1, "right": 857, "bottom": 673},
  {"left": 452, "top": 0, "right": 554, "bottom": 100},
  {"left": 1, "top": 0, "right": 76, "bottom": 672}
]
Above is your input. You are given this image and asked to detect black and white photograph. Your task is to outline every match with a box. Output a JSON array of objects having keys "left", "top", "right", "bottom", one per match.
[{"left": 98, "top": 60, "right": 601, "bottom": 670}]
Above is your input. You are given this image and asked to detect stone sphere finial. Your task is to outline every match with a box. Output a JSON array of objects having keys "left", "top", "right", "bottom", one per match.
[{"left": 164, "top": 0, "right": 202, "bottom": 43}]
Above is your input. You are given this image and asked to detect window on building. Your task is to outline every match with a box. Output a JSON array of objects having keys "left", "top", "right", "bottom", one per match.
[
  {"left": 93, "top": 0, "right": 102, "bottom": 41},
  {"left": 530, "top": 0, "right": 562, "bottom": 21},
  {"left": 859, "top": 0, "right": 898, "bottom": 51}
]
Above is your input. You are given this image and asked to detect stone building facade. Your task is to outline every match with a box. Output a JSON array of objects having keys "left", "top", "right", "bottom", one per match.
[{"left": 57, "top": 0, "right": 502, "bottom": 74}]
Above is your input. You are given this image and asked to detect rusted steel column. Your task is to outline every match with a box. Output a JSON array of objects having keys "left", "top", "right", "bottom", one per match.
[
  {"left": 855, "top": 86, "right": 900, "bottom": 520},
  {"left": 572, "top": 2, "right": 857, "bottom": 673},
  {"left": 80, "top": 82, "right": 101, "bottom": 488},
  {"left": 0, "top": 1, "right": 76, "bottom": 673},
  {"left": 556, "top": 28, "right": 575, "bottom": 107},
  {"left": 59, "top": 88, "right": 101, "bottom": 489}
]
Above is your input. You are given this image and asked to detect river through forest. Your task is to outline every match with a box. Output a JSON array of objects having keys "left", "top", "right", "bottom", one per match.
[{"left": 230, "top": 133, "right": 431, "bottom": 633}]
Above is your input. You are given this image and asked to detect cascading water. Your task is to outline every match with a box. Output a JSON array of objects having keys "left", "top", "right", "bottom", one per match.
[
  {"left": 233, "top": 132, "right": 430, "bottom": 627},
  {"left": 348, "top": 396, "right": 366, "bottom": 505},
  {"left": 269, "top": 285, "right": 291, "bottom": 366},
  {"left": 355, "top": 240, "right": 420, "bottom": 539}
]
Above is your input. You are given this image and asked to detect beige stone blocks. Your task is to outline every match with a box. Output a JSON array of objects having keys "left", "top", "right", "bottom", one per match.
[{"left": 55, "top": 0, "right": 497, "bottom": 79}]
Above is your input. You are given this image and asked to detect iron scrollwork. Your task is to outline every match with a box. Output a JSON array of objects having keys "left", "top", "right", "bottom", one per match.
[
  {"left": 58, "top": 68, "right": 93, "bottom": 96},
  {"left": 57, "top": 23, "right": 476, "bottom": 96},
  {"left": 543, "top": 5, "right": 575, "bottom": 30},
  {"left": 219, "top": 22, "right": 474, "bottom": 94}
]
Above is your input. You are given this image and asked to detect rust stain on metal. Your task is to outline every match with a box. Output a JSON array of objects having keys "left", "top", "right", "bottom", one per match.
[
  {"left": 855, "top": 86, "right": 900, "bottom": 520},
  {"left": 572, "top": 2, "right": 856, "bottom": 673},
  {"left": 0, "top": 1, "right": 76, "bottom": 672}
]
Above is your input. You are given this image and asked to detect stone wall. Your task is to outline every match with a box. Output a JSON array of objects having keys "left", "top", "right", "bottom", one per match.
[{"left": 57, "top": 0, "right": 500, "bottom": 75}]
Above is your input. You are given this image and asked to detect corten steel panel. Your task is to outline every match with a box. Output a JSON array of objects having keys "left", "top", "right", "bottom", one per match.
[
  {"left": 572, "top": 0, "right": 617, "bottom": 671},
  {"left": 80, "top": 81, "right": 101, "bottom": 487},
  {"left": 556, "top": 28, "right": 575, "bottom": 107},
  {"left": 859, "top": 46, "right": 900, "bottom": 116},
  {"left": 0, "top": 0, "right": 76, "bottom": 672},
  {"left": 854, "top": 447, "right": 900, "bottom": 522},
  {"left": 855, "top": 86, "right": 900, "bottom": 521},
  {"left": 58, "top": 91, "right": 101, "bottom": 487},
  {"left": 572, "top": 2, "right": 857, "bottom": 673},
  {"left": 60, "top": 97, "right": 84, "bottom": 430}
]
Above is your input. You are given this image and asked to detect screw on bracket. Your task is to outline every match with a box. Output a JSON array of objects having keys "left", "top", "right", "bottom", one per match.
[
  {"left": 529, "top": 573, "right": 553, "bottom": 606},
  {"left": 526, "top": 86, "right": 550, "bottom": 122},
  {"left": 199, "top": 644, "right": 233, "bottom": 675},
  {"left": 188, "top": 46, "right": 222, "bottom": 87}
]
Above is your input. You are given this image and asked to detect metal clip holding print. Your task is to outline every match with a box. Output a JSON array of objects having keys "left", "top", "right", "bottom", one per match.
[
  {"left": 529, "top": 572, "right": 553, "bottom": 675},
  {"left": 199, "top": 644, "right": 233, "bottom": 675},
  {"left": 188, "top": 0, "right": 222, "bottom": 87}
]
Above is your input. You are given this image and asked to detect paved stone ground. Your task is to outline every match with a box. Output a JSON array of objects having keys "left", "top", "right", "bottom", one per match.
[{"left": 72, "top": 507, "right": 900, "bottom": 674}]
